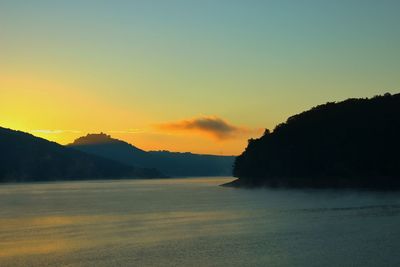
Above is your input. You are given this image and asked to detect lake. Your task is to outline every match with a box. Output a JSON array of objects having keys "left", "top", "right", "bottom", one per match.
[{"left": 1, "top": 177, "right": 400, "bottom": 266}]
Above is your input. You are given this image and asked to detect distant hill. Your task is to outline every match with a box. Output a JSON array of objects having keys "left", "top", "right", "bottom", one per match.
[
  {"left": 0, "top": 127, "right": 163, "bottom": 183},
  {"left": 68, "top": 133, "right": 234, "bottom": 177},
  {"left": 230, "top": 93, "right": 400, "bottom": 189}
]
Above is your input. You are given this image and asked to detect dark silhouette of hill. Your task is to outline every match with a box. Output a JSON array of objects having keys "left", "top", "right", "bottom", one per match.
[
  {"left": 68, "top": 133, "right": 234, "bottom": 177},
  {"left": 230, "top": 93, "right": 400, "bottom": 189},
  {"left": 0, "top": 127, "right": 163, "bottom": 183}
]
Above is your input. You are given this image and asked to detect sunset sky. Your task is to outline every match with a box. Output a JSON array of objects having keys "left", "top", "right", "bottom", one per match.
[{"left": 1, "top": 0, "right": 399, "bottom": 155}]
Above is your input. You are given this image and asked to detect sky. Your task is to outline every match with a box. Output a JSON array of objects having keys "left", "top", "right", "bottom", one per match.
[{"left": 1, "top": 0, "right": 399, "bottom": 155}]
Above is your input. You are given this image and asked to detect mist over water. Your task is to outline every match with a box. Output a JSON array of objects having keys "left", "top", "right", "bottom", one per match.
[{"left": 1, "top": 177, "right": 400, "bottom": 267}]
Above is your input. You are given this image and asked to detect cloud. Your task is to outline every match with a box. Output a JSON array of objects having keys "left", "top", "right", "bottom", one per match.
[
  {"left": 156, "top": 116, "right": 255, "bottom": 140},
  {"left": 29, "top": 129, "right": 82, "bottom": 134},
  {"left": 107, "top": 129, "right": 146, "bottom": 134},
  {"left": 29, "top": 129, "right": 146, "bottom": 135}
]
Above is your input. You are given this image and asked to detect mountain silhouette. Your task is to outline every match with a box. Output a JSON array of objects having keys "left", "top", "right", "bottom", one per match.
[
  {"left": 0, "top": 127, "right": 163, "bottom": 182},
  {"left": 230, "top": 93, "right": 400, "bottom": 189},
  {"left": 68, "top": 133, "right": 234, "bottom": 177}
]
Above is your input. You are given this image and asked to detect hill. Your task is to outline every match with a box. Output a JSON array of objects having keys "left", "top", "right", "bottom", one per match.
[
  {"left": 68, "top": 133, "right": 234, "bottom": 177},
  {"left": 231, "top": 93, "right": 400, "bottom": 189},
  {"left": 0, "top": 127, "right": 163, "bottom": 182}
]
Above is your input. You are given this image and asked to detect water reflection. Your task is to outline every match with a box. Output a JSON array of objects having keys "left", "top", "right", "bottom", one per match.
[{"left": 0, "top": 177, "right": 400, "bottom": 267}]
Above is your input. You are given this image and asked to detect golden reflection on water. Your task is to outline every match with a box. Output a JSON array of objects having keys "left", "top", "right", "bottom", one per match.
[
  {"left": 0, "top": 239, "right": 70, "bottom": 258},
  {"left": 0, "top": 210, "right": 243, "bottom": 260},
  {"left": 0, "top": 215, "right": 108, "bottom": 258}
]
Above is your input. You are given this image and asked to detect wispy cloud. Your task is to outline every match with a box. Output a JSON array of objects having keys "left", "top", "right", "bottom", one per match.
[
  {"left": 29, "top": 129, "right": 82, "bottom": 134},
  {"left": 107, "top": 129, "right": 146, "bottom": 134},
  {"left": 28, "top": 129, "right": 146, "bottom": 135},
  {"left": 155, "top": 115, "right": 258, "bottom": 140}
]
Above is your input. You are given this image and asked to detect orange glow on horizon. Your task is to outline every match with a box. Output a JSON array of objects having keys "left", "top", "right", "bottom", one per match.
[{"left": 0, "top": 72, "right": 262, "bottom": 155}]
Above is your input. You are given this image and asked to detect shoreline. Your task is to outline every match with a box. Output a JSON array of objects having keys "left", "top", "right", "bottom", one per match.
[{"left": 221, "top": 178, "right": 400, "bottom": 191}]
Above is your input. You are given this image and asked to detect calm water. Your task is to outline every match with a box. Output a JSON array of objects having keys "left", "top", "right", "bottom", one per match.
[{"left": 1, "top": 177, "right": 400, "bottom": 267}]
